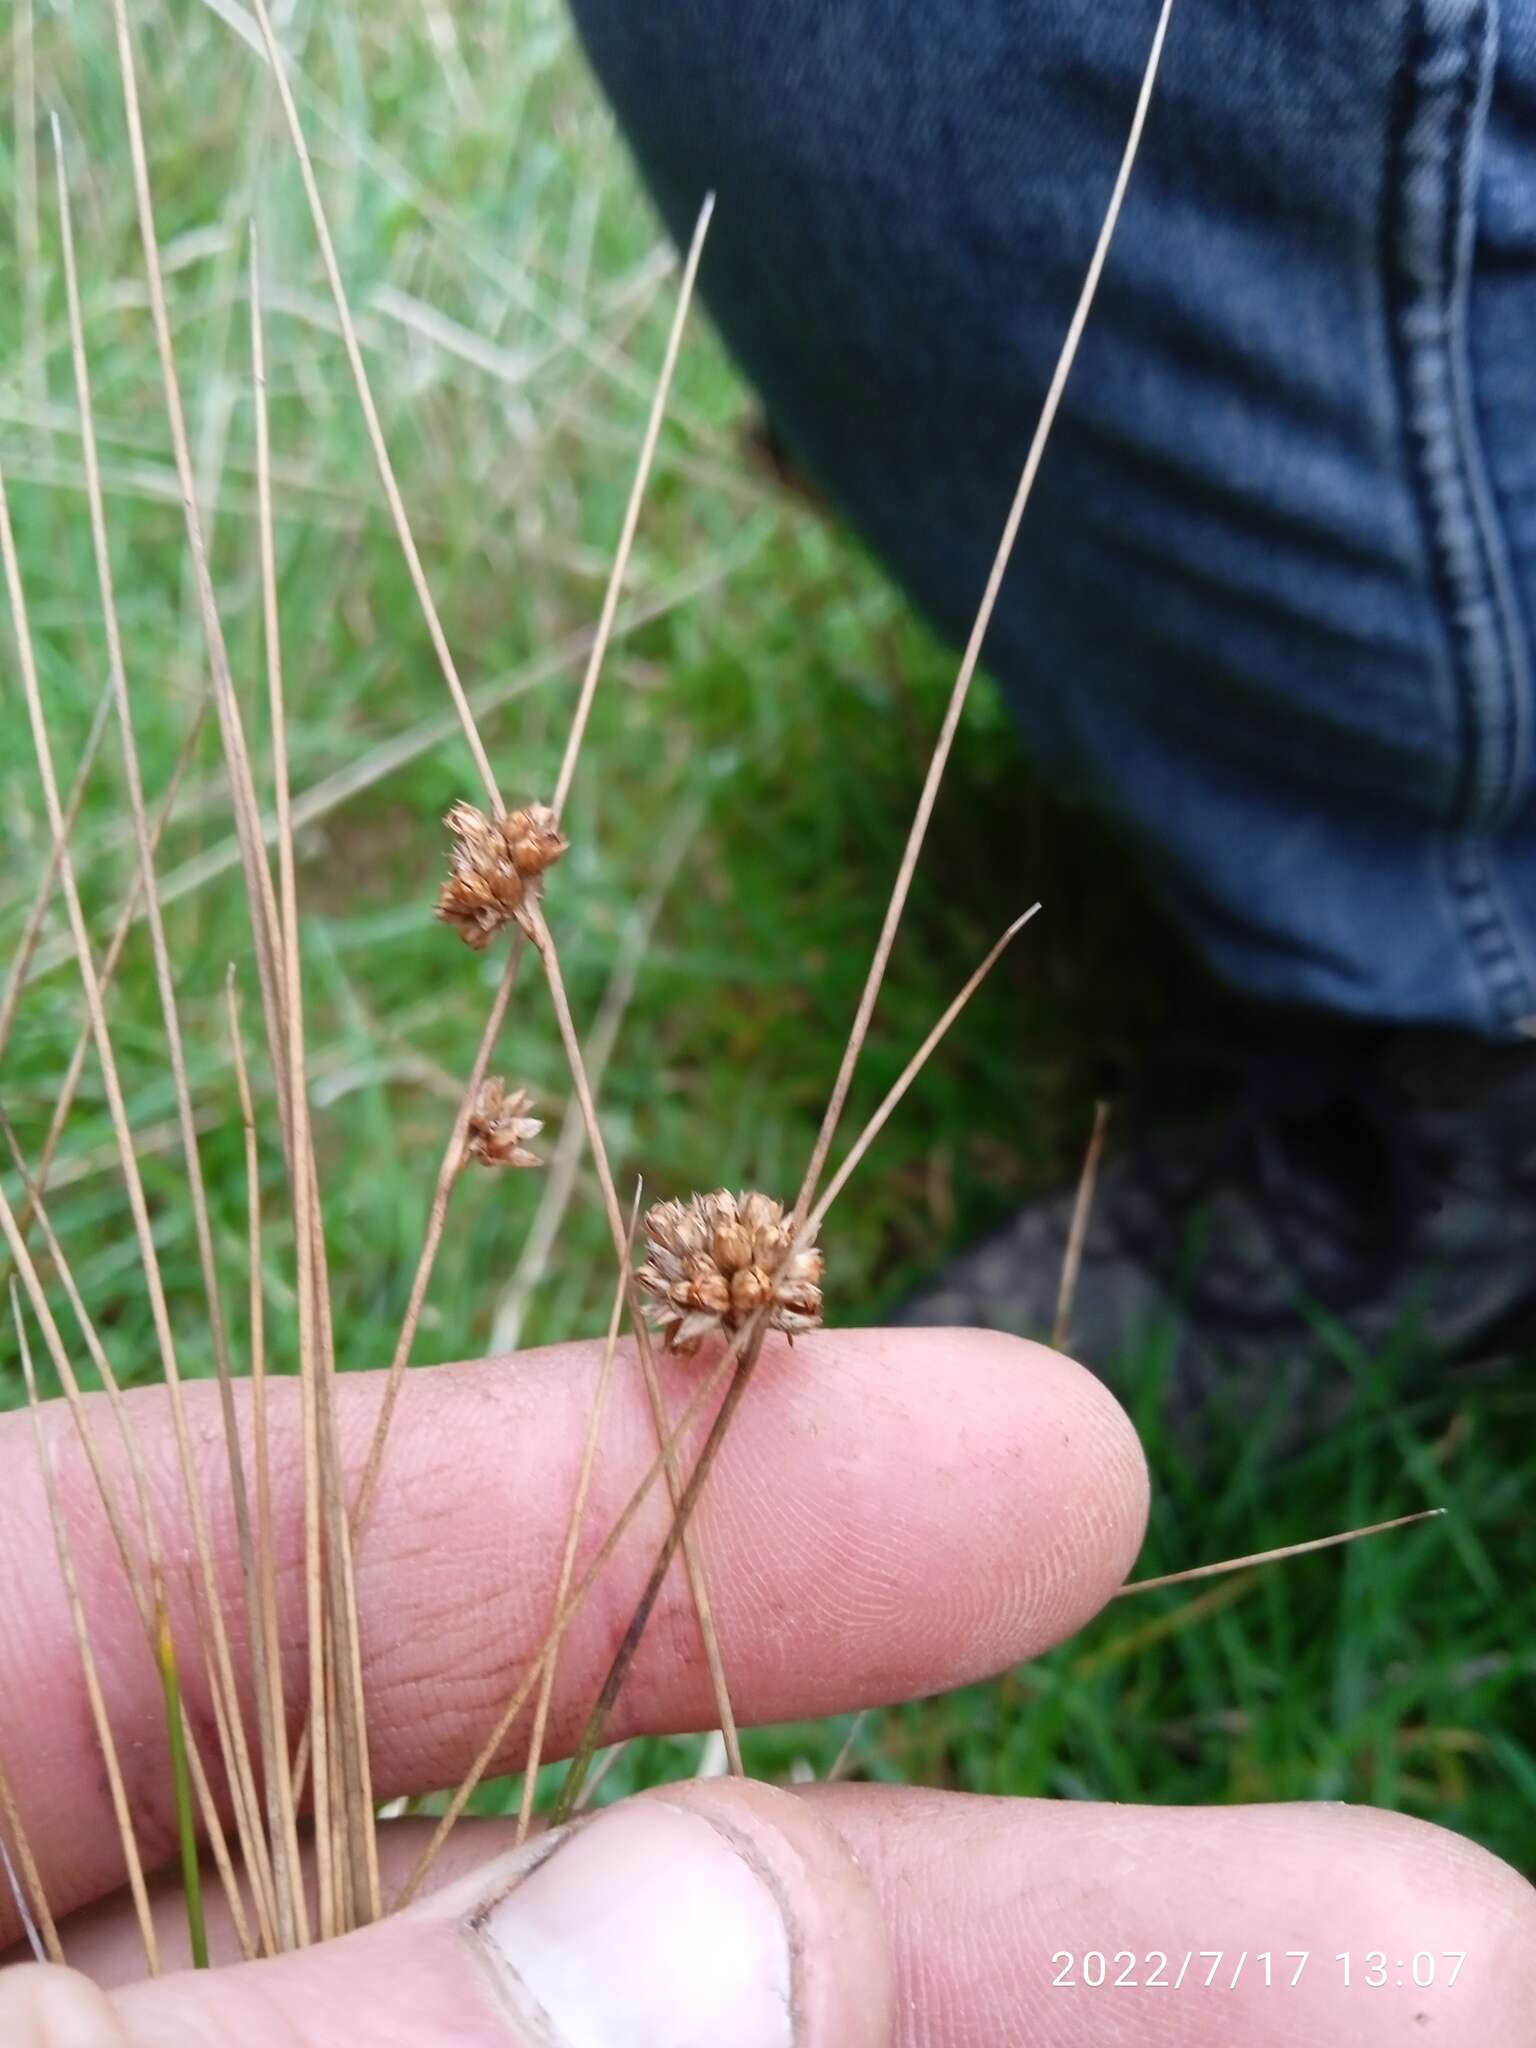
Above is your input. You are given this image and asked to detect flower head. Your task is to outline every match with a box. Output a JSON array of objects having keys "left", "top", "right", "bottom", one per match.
[
  {"left": 635, "top": 1189, "right": 824, "bottom": 1354},
  {"left": 463, "top": 1078, "right": 543, "bottom": 1170},
  {"left": 436, "top": 801, "right": 568, "bottom": 950}
]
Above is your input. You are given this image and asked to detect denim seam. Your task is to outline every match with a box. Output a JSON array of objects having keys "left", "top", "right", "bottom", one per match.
[
  {"left": 1385, "top": 0, "right": 1536, "bottom": 1030},
  {"left": 1441, "top": 837, "right": 1536, "bottom": 1032}
]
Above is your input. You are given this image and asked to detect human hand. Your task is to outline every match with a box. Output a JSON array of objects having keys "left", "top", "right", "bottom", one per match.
[{"left": 1, "top": 1328, "right": 1531, "bottom": 2044}]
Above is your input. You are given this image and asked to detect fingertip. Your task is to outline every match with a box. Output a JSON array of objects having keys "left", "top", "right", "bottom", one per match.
[
  {"left": 0, "top": 1964, "right": 129, "bottom": 2048},
  {"left": 821, "top": 1324, "right": 1150, "bottom": 1657}
]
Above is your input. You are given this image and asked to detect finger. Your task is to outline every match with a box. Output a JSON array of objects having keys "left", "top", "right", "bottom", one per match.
[
  {"left": 0, "top": 1782, "right": 892, "bottom": 2048},
  {"left": 54, "top": 1816, "right": 535, "bottom": 1984},
  {"left": 804, "top": 1784, "right": 1536, "bottom": 2045},
  {"left": 37, "top": 1788, "right": 1536, "bottom": 2047},
  {"left": 0, "top": 1327, "right": 1147, "bottom": 1931}
]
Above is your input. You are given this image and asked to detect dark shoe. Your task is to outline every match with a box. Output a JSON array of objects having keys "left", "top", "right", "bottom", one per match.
[{"left": 897, "top": 1024, "right": 1536, "bottom": 1423}]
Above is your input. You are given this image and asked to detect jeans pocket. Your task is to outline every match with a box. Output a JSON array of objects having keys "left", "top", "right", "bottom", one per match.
[{"left": 1383, "top": 0, "right": 1534, "bottom": 833}]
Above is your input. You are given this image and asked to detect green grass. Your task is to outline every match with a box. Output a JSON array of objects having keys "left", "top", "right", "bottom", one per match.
[{"left": 1, "top": 0, "right": 1531, "bottom": 1879}]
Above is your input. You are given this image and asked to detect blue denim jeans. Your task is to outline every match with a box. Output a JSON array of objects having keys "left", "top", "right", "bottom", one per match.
[{"left": 565, "top": 0, "right": 1536, "bottom": 1039}]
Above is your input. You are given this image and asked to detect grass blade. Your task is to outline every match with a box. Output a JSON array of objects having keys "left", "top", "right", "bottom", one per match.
[
  {"left": 14, "top": 1288, "right": 160, "bottom": 1977},
  {"left": 157, "top": 1607, "right": 209, "bottom": 1969}
]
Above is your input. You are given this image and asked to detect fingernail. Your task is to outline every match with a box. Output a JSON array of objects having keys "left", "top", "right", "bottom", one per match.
[{"left": 472, "top": 1799, "right": 795, "bottom": 2047}]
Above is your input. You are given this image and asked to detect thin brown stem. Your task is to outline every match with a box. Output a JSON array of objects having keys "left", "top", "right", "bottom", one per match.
[
  {"left": 15, "top": 1293, "right": 160, "bottom": 1980},
  {"left": 1115, "top": 1511, "right": 1446, "bottom": 1597},
  {"left": 550, "top": 194, "right": 714, "bottom": 819},
  {"left": 243, "top": 0, "right": 500, "bottom": 812},
  {"left": 492, "top": 804, "right": 700, "bottom": 1352},
  {"left": 55, "top": 539, "right": 753, "bottom": 971},
  {"left": 226, "top": 972, "right": 308, "bottom": 1951},
  {"left": 0, "top": 676, "right": 113, "bottom": 1063},
  {"left": 523, "top": 901, "right": 742, "bottom": 1772},
  {"left": 792, "top": 0, "right": 1177, "bottom": 1229},
  {"left": 103, "top": 1, "right": 290, "bottom": 1122},
  {"left": 1, "top": 452, "right": 271, "bottom": 1940},
  {"left": 515, "top": 1188, "right": 644, "bottom": 1847},
  {"left": 349, "top": 943, "right": 523, "bottom": 1542},
  {"left": 825, "top": 1711, "right": 869, "bottom": 1784},
  {"left": 4, "top": 702, "right": 208, "bottom": 1263},
  {"left": 0, "top": 1753, "right": 60, "bottom": 1966},
  {"left": 0, "top": 1162, "right": 254, "bottom": 1960},
  {"left": 53, "top": 123, "right": 278, "bottom": 1946},
  {"left": 548, "top": 1324, "right": 768, "bottom": 1825},
  {"left": 807, "top": 906, "right": 1040, "bottom": 1236},
  {"left": 571, "top": 1738, "right": 630, "bottom": 1813},
  {"left": 1052, "top": 1098, "right": 1111, "bottom": 1352},
  {"left": 13, "top": 1278, "right": 166, "bottom": 1981},
  {"left": 579, "top": 17, "right": 1181, "bottom": 1808},
  {"left": 250, "top": 218, "right": 380, "bottom": 1930},
  {"left": 396, "top": 1317, "right": 754, "bottom": 1906}
]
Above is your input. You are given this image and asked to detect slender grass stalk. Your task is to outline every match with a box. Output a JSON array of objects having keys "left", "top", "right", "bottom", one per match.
[
  {"left": 396, "top": 1318, "right": 755, "bottom": 1905},
  {"left": 792, "top": 0, "right": 1178, "bottom": 1232},
  {"left": 548, "top": 1322, "right": 769, "bottom": 1824},
  {"left": 157, "top": 1607, "right": 209, "bottom": 1970},
  {"left": 549, "top": 193, "right": 714, "bottom": 819},
  {"left": 2, "top": 701, "right": 208, "bottom": 1264},
  {"left": 347, "top": 192, "right": 716, "bottom": 1570},
  {"left": 244, "top": 0, "right": 501, "bottom": 812},
  {"left": 12, "top": 0, "right": 43, "bottom": 406},
  {"left": 1115, "top": 1510, "right": 1447, "bottom": 1597},
  {"left": 1052, "top": 1099, "right": 1112, "bottom": 1351},
  {"left": 572, "top": 1738, "right": 630, "bottom": 1812},
  {"left": 523, "top": 900, "right": 743, "bottom": 1768},
  {"left": 252, "top": 221, "right": 379, "bottom": 1933},
  {"left": 0, "top": 1141, "right": 256, "bottom": 1956},
  {"left": 405, "top": 891, "right": 1050, "bottom": 1891},
  {"left": 13, "top": 1290, "right": 160, "bottom": 1976},
  {"left": 0, "top": 676, "right": 113, "bottom": 1061},
  {"left": 105, "top": 0, "right": 291, "bottom": 1120},
  {"left": 227, "top": 972, "right": 309, "bottom": 1950},
  {"left": 806, "top": 907, "right": 1041, "bottom": 1235},
  {"left": 0, "top": 1827, "right": 48, "bottom": 1965},
  {"left": 558, "top": 0, "right": 1178, "bottom": 1806},
  {"left": 826, "top": 1711, "right": 869, "bottom": 1784},
  {"left": 0, "top": 1756, "right": 59, "bottom": 1965},
  {"left": 492, "top": 804, "right": 700, "bottom": 1353},
  {"left": 516, "top": 1187, "right": 645, "bottom": 1847},
  {"left": 348, "top": 945, "right": 524, "bottom": 1543},
  {"left": 52, "top": 119, "right": 279, "bottom": 1951}
]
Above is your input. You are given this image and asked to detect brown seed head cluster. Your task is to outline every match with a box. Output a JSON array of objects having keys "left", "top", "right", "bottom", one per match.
[
  {"left": 436, "top": 801, "right": 568, "bottom": 950},
  {"left": 463, "top": 1078, "right": 543, "bottom": 1170},
  {"left": 636, "top": 1190, "right": 824, "bottom": 1354}
]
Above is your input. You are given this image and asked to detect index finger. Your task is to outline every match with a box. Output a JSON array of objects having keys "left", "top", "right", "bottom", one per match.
[{"left": 0, "top": 1325, "right": 1147, "bottom": 1936}]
